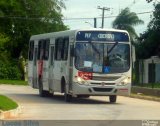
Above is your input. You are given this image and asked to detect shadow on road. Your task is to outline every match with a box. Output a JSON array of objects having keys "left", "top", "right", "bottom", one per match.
[{"left": 7, "top": 93, "right": 120, "bottom": 105}]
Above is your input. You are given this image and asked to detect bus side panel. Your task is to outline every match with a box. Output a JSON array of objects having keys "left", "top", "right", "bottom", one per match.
[
  {"left": 28, "top": 61, "right": 33, "bottom": 87},
  {"left": 61, "top": 61, "right": 69, "bottom": 92},
  {"left": 53, "top": 60, "right": 62, "bottom": 92},
  {"left": 48, "top": 44, "right": 55, "bottom": 92},
  {"left": 42, "top": 61, "right": 49, "bottom": 91}
]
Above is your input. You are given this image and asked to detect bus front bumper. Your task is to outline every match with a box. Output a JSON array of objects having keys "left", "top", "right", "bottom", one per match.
[{"left": 71, "top": 82, "right": 130, "bottom": 96}]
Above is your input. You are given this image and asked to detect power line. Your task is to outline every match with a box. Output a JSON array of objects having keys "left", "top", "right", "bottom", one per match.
[
  {"left": 0, "top": 16, "right": 44, "bottom": 20},
  {"left": 0, "top": 10, "right": 154, "bottom": 21},
  {"left": 63, "top": 10, "right": 153, "bottom": 20}
]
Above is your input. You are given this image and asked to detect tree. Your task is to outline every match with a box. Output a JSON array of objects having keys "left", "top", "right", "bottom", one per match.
[
  {"left": 0, "top": 0, "right": 68, "bottom": 80},
  {"left": 0, "top": 33, "right": 10, "bottom": 63},
  {"left": 112, "top": 8, "right": 144, "bottom": 42},
  {"left": 136, "top": 2, "right": 160, "bottom": 59},
  {"left": 0, "top": 0, "right": 68, "bottom": 59},
  {"left": 146, "top": 0, "right": 153, "bottom": 3}
]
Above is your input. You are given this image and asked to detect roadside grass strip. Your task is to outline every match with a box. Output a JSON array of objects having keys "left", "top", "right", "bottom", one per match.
[
  {"left": 0, "top": 95, "right": 18, "bottom": 111},
  {"left": 0, "top": 80, "right": 28, "bottom": 86},
  {"left": 135, "top": 83, "right": 160, "bottom": 89}
]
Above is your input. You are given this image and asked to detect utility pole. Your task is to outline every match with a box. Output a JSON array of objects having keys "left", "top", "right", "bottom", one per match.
[
  {"left": 97, "top": 6, "right": 111, "bottom": 28},
  {"left": 94, "top": 18, "right": 97, "bottom": 28},
  {"left": 85, "top": 18, "right": 97, "bottom": 28}
]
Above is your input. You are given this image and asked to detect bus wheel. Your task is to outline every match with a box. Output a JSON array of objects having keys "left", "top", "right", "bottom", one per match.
[
  {"left": 109, "top": 95, "right": 117, "bottom": 103},
  {"left": 64, "top": 83, "right": 72, "bottom": 102},
  {"left": 39, "top": 78, "right": 47, "bottom": 97}
]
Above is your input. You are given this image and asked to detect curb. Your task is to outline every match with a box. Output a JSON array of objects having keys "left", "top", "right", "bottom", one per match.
[
  {"left": 129, "top": 94, "right": 160, "bottom": 102},
  {"left": 131, "top": 86, "right": 160, "bottom": 97},
  {"left": 0, "top": 106, "right": 21, "bottom": 119}
]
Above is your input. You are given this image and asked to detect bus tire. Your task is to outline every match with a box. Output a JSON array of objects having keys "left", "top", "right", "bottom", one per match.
[
  {"left": 65, "top": 93, "right": 72, "bottom": 102},
  {"left": 109, "top": 95, "right": 117, "bottom": 103},
  {"left": 38, "top": 78, "right": 47, "bottom": 97},
  {"left": 64, "top": 82, "right": 72, "bottom": 102}
]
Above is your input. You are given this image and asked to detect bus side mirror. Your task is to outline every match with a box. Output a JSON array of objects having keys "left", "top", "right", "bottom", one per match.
[
  {"left": 132, "top": 45, "right": 136, "bottom": 63},
  {"left": 70, "top": 45, "right": 75, "bottom": 57}
]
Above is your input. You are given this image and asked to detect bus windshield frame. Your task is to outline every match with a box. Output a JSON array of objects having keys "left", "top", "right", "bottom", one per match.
[{"left": 74, "top": 30, "right": 131, "bottom": 74}]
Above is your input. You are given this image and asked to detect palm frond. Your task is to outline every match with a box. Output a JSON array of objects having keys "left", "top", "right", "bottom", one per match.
[{"left": 112, "top": 7, "right": 144, "bottom": 40}]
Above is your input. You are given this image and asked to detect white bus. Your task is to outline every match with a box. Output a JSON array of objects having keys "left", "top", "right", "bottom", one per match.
[{"left": 28, "top": 28, "right": 135, "bottom": 103}]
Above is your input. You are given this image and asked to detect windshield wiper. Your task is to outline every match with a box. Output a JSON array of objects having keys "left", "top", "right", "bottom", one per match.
[
  {"left": 107, "top": 41, "right": 118, "bottom": 54},
  {"left": 88, "top": 41, "right": 100, "bottom": 57}
]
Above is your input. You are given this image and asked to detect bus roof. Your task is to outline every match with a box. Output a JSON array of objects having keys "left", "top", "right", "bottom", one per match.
[{"left": 30, "top": 28, "right": 129, "bottom": 41}]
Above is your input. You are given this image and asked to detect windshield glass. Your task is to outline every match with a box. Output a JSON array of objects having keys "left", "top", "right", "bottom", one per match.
[{"left": 75, "top": 42, "right": 130, "bottom": 73}]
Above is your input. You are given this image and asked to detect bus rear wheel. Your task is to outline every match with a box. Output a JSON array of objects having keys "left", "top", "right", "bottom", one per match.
[{"left": 109, "top": 95, "right": 117, "bottom": 103}]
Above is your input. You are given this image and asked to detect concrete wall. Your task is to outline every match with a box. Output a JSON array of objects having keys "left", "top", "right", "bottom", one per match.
[
  {"left": 139, "top": 56, "right": 160, "bottom": 84},
  {"left": 156, "top": 64, "right": 160, "bottom": 83},
  {"left": 132, "top": 86, "right": 160, "bottom": 97}
]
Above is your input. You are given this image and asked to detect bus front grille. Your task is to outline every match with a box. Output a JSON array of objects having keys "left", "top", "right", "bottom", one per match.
[
  {"left": 91, "top": 83, "right": 115, "bottom": 85},
  {"left": 92, "top": 76, "right": 121, "bottom": 81},
  {"left": 93, "top": 88, "right": 113, "bottom": 92}
]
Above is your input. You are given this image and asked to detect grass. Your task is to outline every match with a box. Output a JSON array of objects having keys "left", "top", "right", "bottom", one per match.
[
  {"left": 0, "top": 79, "right": 28, "bottom": 85},
  {"left": 0, "top": 95, "right": 18, "bottom": 111},
  {"left": 130, "top": 93, "right": 160, "bottom": 102}
]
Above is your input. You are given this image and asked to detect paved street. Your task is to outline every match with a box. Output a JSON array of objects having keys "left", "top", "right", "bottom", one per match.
[{"left": 0, "top": 84, "right": 160, "bottom": 120}]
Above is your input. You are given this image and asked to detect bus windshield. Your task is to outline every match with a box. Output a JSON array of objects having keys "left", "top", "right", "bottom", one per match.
[{"left": 75, "top": 42, "right": 130, "bottom": 74}]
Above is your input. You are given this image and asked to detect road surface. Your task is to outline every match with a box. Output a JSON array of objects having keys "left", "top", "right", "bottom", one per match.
[{"left": 0, "top": 84, "right": 160, "bottom": 120}]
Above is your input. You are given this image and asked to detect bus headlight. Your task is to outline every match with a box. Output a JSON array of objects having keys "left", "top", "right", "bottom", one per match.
[
  {"left": 118, "top": 77, "right": 131, "bottom": 86},
  {"left": 76, "top": 77, "right": 89, "bottom": 85}
]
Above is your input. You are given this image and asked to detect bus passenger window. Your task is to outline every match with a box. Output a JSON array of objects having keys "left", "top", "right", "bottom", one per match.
[
  {"left": 70, "top": 45, "right": 74, "bottom": 67},
  {"left": 38, "top": 40, "right": 44, "bottom": 60},
  {"left": 50, "top": 46, "right": 54, "bottom": 65},
  {"left": 29, "top": 41, "right": 34, "bottom": 61},
  {"left": 62, "top": 37, "right": 69, "bottom": 60},
  {"left": 44, "top": 40, "right": 50, "bottom": 60},
  {"left": 55, "top": 38, "right": 63, "bottom": 60}
]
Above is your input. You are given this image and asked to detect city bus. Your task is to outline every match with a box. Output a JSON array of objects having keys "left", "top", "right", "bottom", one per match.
[{"left": 28, "top": 28, "right": 135, "bottom": 103}]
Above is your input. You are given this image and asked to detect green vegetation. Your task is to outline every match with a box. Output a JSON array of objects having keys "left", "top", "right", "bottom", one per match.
[
  {"left": 0, "top": 60, "right": 21, "bottom": 80},
  {"left": 0, "top": 95, "right": 18, "bottom": 111},
  {"left": 0, "top": 0, "right": 68, "bottom": 80},
  {"left": 112, "top": 2, "right": 160, "bottom": 59},
  {"left": 112, "top": 7, "right": 144, "bottom": 42},
  {"left": 136, "top": 2, "right": 160, "bottom": 59},
  {"left": 0, "top": 80, "right": 28, "bottom": 85},
  {"left": 112, "top": 2, "right": 160, "bottom": 86}
]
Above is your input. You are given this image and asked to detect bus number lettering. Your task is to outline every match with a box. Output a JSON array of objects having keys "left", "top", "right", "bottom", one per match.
[
  {"left": 98, "top": 34, "right": 114, "bottom": 40},
  {"left": 85, "top": 33, "right": 91, "bottom": 39}
]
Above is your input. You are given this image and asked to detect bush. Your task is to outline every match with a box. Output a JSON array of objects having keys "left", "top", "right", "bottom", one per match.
[{"left": 0, "top": 60, "right": 21, "bottom": 80}]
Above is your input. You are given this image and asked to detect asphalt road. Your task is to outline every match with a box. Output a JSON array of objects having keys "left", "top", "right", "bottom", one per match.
[{"left": 0, "top": 84, "right": 160, "bottom": 120}]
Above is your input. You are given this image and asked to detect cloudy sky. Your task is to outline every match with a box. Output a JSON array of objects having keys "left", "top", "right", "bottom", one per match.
[{"left": 62, "top": 0, "right": 155, "bottom": 35}]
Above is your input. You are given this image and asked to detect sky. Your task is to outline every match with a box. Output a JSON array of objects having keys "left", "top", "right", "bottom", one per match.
[{"left": 62, "top": 0, "right": 155, "bottom": 35}]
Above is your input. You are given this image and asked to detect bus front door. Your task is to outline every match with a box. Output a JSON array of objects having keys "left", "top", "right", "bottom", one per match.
[
  {"left": 33, "top": 47, "right": 38, "bottom": 88},
  {"left": 48, "top": 46, "right": 55, "bottom": 92}
]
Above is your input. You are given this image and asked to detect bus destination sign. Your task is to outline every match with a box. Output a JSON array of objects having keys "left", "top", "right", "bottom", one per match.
[{"left": 76, "top": 31, "right": 129, "bottom": 42}]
